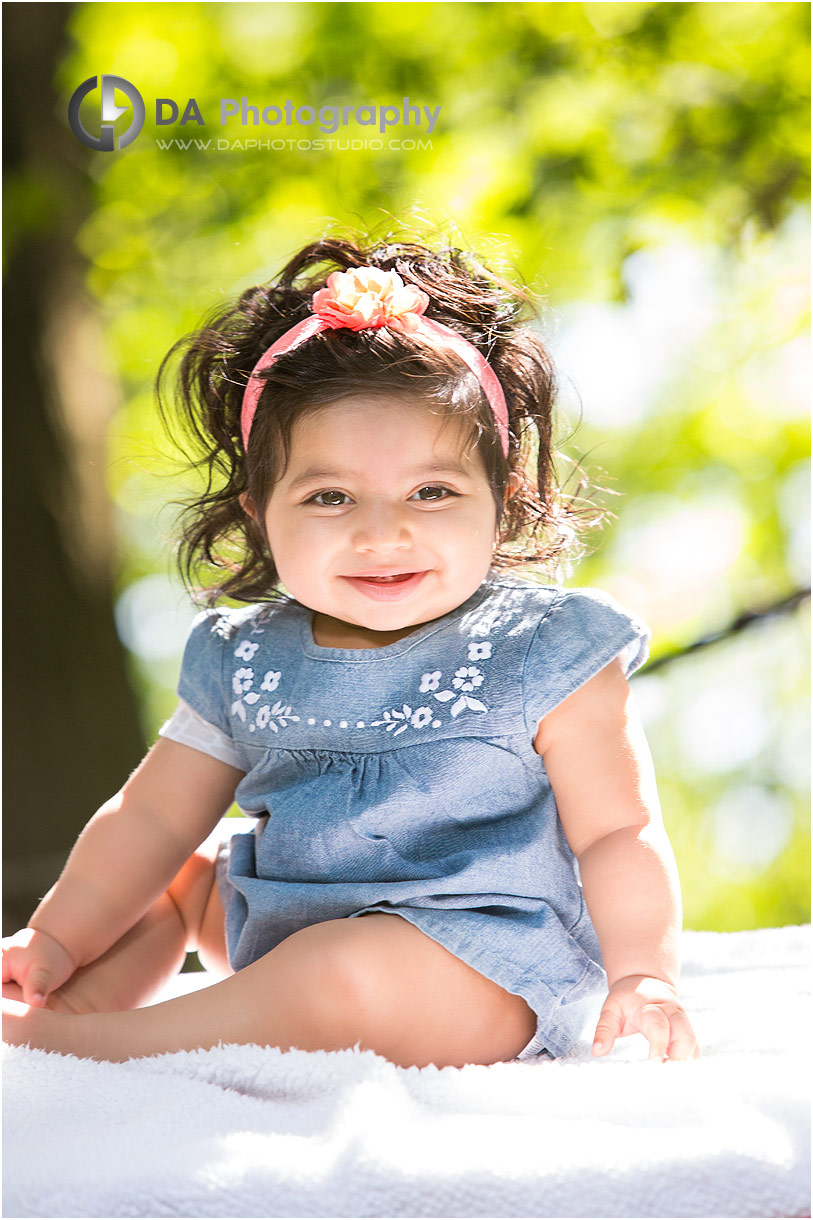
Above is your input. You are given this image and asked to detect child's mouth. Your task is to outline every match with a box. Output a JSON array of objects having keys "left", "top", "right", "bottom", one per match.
[
  {"left": 359, "top": 573, "right": 415, "bottom": 584},
  {"left": 342, "top": 571, "right": 427, "bottom": 600}
]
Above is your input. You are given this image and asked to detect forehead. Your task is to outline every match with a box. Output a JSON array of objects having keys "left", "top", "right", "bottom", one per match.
[{"left": 289, "top": 395, "right": 480, "bottom": 467}]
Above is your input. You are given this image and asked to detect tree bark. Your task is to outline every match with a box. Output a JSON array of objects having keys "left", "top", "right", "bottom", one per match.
[{"left": 3, "top": 3, "right": 146, "bottom": 933}]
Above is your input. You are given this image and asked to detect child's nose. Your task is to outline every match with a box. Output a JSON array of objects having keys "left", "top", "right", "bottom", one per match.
[{"left": 351, "top": 502, "right": 413, "bottom": 554}]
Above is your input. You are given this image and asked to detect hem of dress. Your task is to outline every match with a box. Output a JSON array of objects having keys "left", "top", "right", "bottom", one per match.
[
  {"left": 346, "top": 905, "right": 579, "bottom": 1060},
  {"left": 514, "top": 1028, "right": 554, "bottom": 1062},
  {"left": 215, "top": 817, "right": 254, "bottom": 926}
]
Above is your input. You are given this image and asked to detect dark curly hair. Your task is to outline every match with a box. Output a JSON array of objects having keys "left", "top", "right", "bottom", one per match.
[{"left": 157, "top": 233, "right": 603, "bottom": 604}]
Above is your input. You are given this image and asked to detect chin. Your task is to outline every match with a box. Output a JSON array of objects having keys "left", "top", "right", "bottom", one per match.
[
  {"left": 353, "top": 604, "right": 428, "bottom": 628},
  {"left": 351, "top": 597, "right": 438, "bottom": 628}
]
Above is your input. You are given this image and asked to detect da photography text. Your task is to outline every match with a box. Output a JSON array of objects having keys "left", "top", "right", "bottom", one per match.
[
  {"left": 160, "top": 97, "right": 441, "bottom": 135},
  {"left": 67, "top": 75, "right": 440, "bottom": 153}
]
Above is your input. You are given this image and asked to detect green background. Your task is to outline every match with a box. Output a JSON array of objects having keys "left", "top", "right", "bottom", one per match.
[{"left": 5, "top": 2, "right": 810, "bottom": 932}]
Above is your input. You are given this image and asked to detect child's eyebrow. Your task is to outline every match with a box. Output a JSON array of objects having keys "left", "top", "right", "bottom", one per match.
[
  {"left": 287, "top": 468, "right": 346, "bottom": 489},
  {"left": 287, "top": 460, "right": 473, "bottom": 490}
]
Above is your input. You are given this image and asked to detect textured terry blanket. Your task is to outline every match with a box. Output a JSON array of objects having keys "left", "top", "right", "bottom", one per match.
[{"left": 2, "top": 925, "right": 810, "bottom": 1219}]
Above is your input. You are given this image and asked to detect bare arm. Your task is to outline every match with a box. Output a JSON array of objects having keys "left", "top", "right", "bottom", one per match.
[
  {"left": 3, "top": 738, "right": 243, "bottom": 1003},
  {"left": 534, "top": 656, "right": 697, "bottom": 1060}
]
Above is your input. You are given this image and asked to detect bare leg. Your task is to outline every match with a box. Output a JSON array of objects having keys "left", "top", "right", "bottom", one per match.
[
  {"left": 3, "top": 913, "right": 537, "bottom": 1068},
  {"left": 46, "top": 894, "right": 191, "bottom": 1014},
  {"left": 2, "top": 832, "right": 228, "bottom": 1017}
]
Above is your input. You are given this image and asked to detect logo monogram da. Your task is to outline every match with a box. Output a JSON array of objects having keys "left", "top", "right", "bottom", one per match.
[{"left": 68, "top": 75, "right": 145, "bottom": 151}]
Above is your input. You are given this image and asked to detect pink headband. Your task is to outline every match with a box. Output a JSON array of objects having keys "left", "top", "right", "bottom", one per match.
[{"left": 240, "top": 266, "right": 509, "bottom": 456}]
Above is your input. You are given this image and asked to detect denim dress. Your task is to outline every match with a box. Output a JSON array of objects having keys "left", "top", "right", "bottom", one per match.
[{"left": 161, "top": 575, "right": 650, "bottom": 1059}]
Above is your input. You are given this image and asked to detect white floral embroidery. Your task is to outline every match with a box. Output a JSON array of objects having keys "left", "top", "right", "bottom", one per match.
[
  {"left": 452, "top": 665, "right": 484, "bottom": 692},
  {"left": 431, "top": 649, "right": 492, "bottom": 719},
  {"left": 371, "top": 704, "right": 413, "bottom": 737},
  {"left": 371, "top": 702, "right": 440, "bottom": 735},
  {"left": 233, "top": 667, "right": 253, "bottom": 695},
  {"left": 434, "top": 689, "right": 488, "bottom": 716},
  {"left": 226, "top": 636, "right": 497, "bottom": 738},
  {"left": 468, "top": 604, "right": 502, "bottom": 635},
  {"left": 450, "top": 693, "right": 488, "bottom": 717},
  {"left": 212, "top": 618, "right": 234, "bottom": 640},
  {"left": 228, "top": 649, "right": 298, "bottom": 731},
  {"left": 254, "top": 701, "right": 298, "bottom": 733}
]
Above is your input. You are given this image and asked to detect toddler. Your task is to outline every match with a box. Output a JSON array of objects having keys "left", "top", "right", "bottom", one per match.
[{"left": 3, "top": 236, "right": 698, "bottom": 1068}]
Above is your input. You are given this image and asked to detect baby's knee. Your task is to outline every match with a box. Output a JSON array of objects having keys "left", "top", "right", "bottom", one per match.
[
  {"left": 166, "top": 849, "right": 221, "bottom": 952},
  {"left": 271, "top": 918, "right": 395, "bottom": 1048}
]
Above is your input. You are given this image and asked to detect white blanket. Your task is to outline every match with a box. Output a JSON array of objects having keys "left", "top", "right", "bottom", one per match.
[{"left": 3, "top": 926, "right": 810, "bottom": 1218}]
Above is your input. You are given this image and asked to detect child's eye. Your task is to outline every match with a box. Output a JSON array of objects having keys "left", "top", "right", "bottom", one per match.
[
  {"left": 411, "top": 485, "right": 456, "bottom": 502},
  {"left": 308, "top": 490, "right": 351, "bottom": 507}
]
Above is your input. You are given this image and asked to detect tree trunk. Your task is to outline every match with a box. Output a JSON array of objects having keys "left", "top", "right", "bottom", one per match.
[{"left": 3, "top": 3, "right": 146, "bottom": 933}]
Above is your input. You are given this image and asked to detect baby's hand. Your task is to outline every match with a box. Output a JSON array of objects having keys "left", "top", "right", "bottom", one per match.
[
  {"left": 1, "top": 928, "right": 76, "bottom": 1008},
  {"left": 592, "top": 974, "right": 700, "bottom": 1062}
]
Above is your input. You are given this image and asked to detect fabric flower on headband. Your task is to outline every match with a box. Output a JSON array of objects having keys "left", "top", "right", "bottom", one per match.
[
  {"left": 312, "top": 268, "right": 430, "bottom": 333},
  {"left": 240, "top": 264, "right": 509, "bottom": 457}
]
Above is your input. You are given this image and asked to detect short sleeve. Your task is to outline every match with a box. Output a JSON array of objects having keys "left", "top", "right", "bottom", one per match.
[
  {"left": 159, "top": 698, "right": 244, "bottom": 770},
  {"left": 523, "top": 587, "right": 651, "bottom": 732},
  {"left": 174, "top": 608, "right": 232, "bottom": 738}
]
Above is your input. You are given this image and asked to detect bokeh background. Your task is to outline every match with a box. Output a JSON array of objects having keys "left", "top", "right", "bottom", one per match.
[{"left": 3, "top": 1, "right": 809, "bottom": 936}]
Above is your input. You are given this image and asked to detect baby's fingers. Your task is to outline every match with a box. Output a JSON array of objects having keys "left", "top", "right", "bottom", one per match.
[
  {"left": 665, "top": 1009, "right": 701, "bottom": 1061},
  {"left": 639, "top": 1003, "right": 672, "bottom": 1060},
  {"left": 640, "top": 1004, "right": 701, "bottom": 1061},
  {"left": 592, "top": 1005, "right": 622, "bottom": 1057},
  {"left": 2, "top": 931, "right": 74, "bottom": 1008},
  {"left": 22, "top": 968, "right": 53, "bottom": 1008},
  {"left": 0, "top": 939, "right": 23, "bottom": 985},
  {"left": 1, "top": 944, "right": 25, "bottom": 988}
]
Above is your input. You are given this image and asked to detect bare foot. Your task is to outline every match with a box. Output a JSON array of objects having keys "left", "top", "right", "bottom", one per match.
[
  {"left": 2, "top": 997, "right": 100, "bottom": 1058},
  {"left": 3, "top": 978, "right": 96, "bottom": 1016}
]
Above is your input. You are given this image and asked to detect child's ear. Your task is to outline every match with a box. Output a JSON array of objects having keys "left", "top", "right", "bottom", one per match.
[{"left": 239, "top": 492, "right": 259, "bottom": 524}]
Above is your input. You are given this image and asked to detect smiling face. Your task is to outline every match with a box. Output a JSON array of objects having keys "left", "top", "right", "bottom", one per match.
[{"left": 259, "top": 395, "right": 498, "bottom": 648}]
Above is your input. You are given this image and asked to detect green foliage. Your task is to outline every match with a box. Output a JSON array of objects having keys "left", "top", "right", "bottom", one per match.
[{"left": 56, "top": 2, "right": 809, "bottom": 930}]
